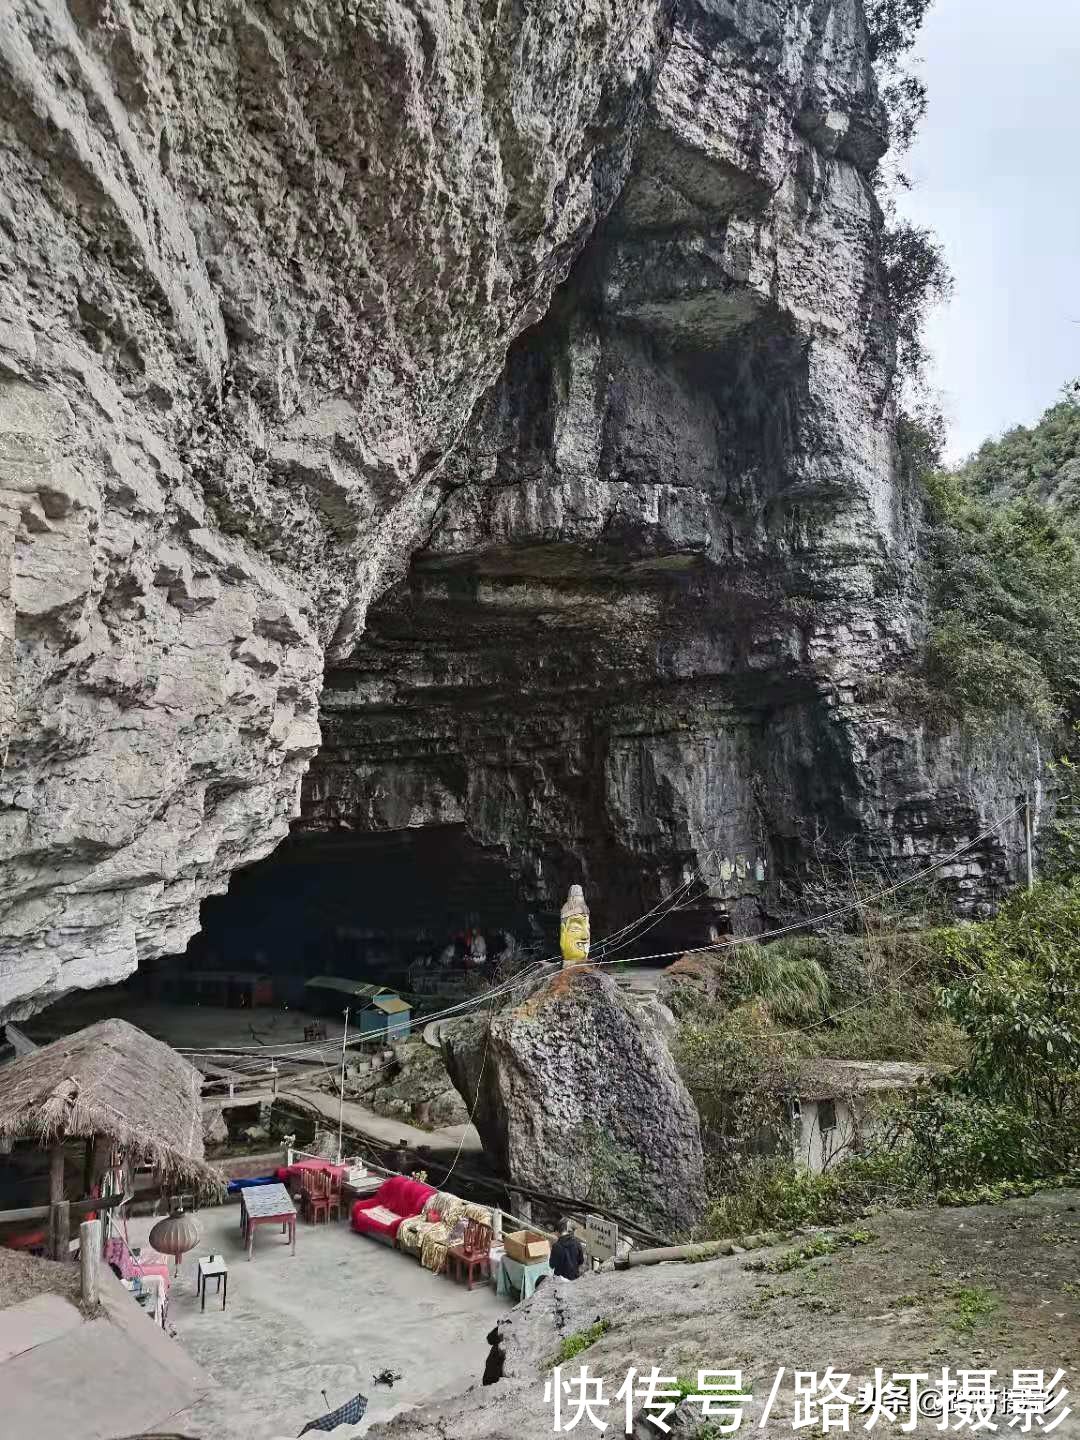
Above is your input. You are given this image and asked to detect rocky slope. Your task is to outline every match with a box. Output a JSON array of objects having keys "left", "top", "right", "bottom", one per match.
[
  {"left": 0, "top": 0, "right": 674, "bottom": 1017},
  {"left": 305, "top": 0, "right": 1040, "bottom": 943},
  {"left": 442, "top": 966, "right": 705, "bottom": 1237},
  {"left": 367, "top": 1188, "right": 1080, "bottom": 1439}
]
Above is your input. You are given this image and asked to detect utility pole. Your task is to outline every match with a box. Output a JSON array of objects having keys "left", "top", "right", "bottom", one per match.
[
  {"left": 1024, "top": 792, "right": 1035, "bottom": 891},
  {"left": 1018, "top": 791, "right": 1035, "bottom": 891},
  {"left": 336, "top": 1006, "right": 350, "bottom": 1164}
]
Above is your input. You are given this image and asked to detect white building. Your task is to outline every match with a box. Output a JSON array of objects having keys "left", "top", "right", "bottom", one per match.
[{"left": 785, "top": 1059, "right": 931, "bottom": 1173}]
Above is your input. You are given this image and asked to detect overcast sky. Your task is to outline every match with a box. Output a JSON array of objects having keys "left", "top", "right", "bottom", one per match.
[{"left": 897, "top": 0, "right": 1080, "bottom": 463}]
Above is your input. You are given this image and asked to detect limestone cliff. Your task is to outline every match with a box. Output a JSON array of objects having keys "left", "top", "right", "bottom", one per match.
[
  {"left": 0, "top": 0, "right": 674, "bottom": 1016},
  {"left": 305, "top": 0, "right": 1040, "bottom": 943},
  {"left": 0, "top": 1, "right": 1043, "bottom": 1019}
]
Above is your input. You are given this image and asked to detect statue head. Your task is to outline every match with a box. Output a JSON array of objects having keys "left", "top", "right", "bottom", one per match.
[{"left": 559, "top": 884, "right": 590, "bottom": 966}]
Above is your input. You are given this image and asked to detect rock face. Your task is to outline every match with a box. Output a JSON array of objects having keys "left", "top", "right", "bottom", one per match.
[
  {"left": 307, "top": 0, "right": 1041, "bottom": 941},
  {"left": 0, "top": 1, "right": 1044, "bottom": 1019},
  {"left": 441, "top": 966, "right": 706, "bottom": 1238},
  {"left": 0, "top": 0, "right": 674, "bottom": 1017}
]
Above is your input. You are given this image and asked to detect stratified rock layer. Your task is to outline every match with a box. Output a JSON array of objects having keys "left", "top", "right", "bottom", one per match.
[
  {"left": 0, "top": 0, "right": 674, "bottom": 1016},
  {"left": 1, "top": 0, "right": 1044, "bottom": 1018},
  {"left": 442, "top": 967, "right": 706, "bottom": 1238},
  {"left": 308, "top": 0, "right": 1040, "bottom": 941}
]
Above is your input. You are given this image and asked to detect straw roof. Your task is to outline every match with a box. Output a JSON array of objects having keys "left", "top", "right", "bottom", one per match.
[{"left": 0, "top": 1018, "right": 223, "bottom": 1192}]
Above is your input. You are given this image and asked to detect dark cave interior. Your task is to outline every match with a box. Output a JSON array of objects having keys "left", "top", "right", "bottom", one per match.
[{"left": 144, "top": 824, "right": 542, "bottom": 1007}]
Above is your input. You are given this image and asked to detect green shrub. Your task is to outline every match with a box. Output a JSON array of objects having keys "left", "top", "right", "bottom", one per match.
[
  {"left": 902, "top": 1090, "right": 1050, "bottom": 1191},
  {"left": 921, "top": 475, "right": 1080, "bottom": 727},
  {"left": 932, "top": 880, "right": 1080, "bottom": 1134},
  {"left": 748, "top": 1228, "right": 875, "bottom": 1274},
  {"left": 733, "top": 942, "right": 832, "bottom": 1024},
  {"left": 698, "top": 1154, "right": 922, "bottom": 1240},
  {"left": 796, "top": 995, "right": 968, "bottom": 1068},
  {"left": 956, "top": 388, "right": 1080, "bottom": 514},
  {"left": 675, "top": 1002, "right": 794, "bottom": 1169},
  {"left": 951, "top": 1286, "right": 998, "bottom": 1334}
]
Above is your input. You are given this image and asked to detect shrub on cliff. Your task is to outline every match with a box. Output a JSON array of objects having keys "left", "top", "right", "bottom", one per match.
[
  {"left": 932, "top": 880, "right": 1080, "bottom": 1143},
  {"left": 955, "top": 385, "right": 1080, "bottom": 516},
  {"left": 920, "top": 470, "right": 1080, "bottom": 727},
  {"left": 911, "top": 384, "right": 1080, "bottom": 730}
]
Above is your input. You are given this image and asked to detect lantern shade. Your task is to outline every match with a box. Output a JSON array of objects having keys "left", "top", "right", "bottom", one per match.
[{"left": 148, "top": 1209, "right": 201, "bottom": 1262}]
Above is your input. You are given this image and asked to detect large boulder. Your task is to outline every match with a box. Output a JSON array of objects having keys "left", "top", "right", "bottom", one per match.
[{"left": 442, "top": 966, "right": 706, "bottom": 1238}]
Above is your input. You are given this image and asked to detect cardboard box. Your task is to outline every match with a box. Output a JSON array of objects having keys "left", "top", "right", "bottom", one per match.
[{"left": 503, "top": 1229, "right": 551, "bottom": 1264}]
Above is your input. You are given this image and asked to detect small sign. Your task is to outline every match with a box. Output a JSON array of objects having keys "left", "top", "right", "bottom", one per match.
[{"left": 585, "top": 1213, "right": 619, "bottom": 1261}]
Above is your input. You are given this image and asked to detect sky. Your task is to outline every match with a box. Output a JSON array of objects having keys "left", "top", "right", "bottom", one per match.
[{"left": 897, "top": 0, "right": 1080, "bottom": 463}]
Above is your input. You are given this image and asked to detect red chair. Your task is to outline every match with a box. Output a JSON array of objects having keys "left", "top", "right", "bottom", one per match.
[
  {"left": 447, "top": 1218, "right": 493, "bottom": 1290},
  {"left": 306, "top": 1170, "right": 331, "bottom": 1225},
  {"left": 326, "top": 1173, "right": 342, "bottom": 1224}
]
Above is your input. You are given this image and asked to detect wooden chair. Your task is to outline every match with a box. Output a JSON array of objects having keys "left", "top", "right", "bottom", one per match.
[
  {"left": 305, "top": 1169, "right": 332, "bottom": 1225},
  {"left": 325, "top": 1173, "right": 342, "bottom": 1224},
  {"left": 447, "top": 1218, "right": 492, "bottom": 1290}
]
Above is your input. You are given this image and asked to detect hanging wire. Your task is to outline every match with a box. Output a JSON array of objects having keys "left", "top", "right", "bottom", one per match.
[{"left": 179, "top": 802, "right": 1023, "bottom": 1066}]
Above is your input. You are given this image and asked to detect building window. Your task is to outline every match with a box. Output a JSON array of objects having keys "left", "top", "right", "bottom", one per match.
[{"left": 818, "top": 1098, "right": 837, "bottom": 1132}]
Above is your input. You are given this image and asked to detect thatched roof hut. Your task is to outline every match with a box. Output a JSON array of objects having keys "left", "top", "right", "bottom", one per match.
[{"left": 0, "top": 1018, "right": 223, "bottom": 1192}]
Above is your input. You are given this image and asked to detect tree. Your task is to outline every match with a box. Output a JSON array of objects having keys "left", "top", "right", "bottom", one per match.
[
  {"left": 865, "top": 0, "right": 935, "bottom": 160},
  {"left": 865, "top": 0, "right": 935, "bottom": 66},
  {"left": 881, "top": 221, "right": 952, "bottom": 384},
  {"left": 935, "top": 881, "right": 1080, "bottom": 1136}
]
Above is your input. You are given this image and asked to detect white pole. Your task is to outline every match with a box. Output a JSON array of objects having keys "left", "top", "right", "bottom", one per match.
[
  {"left": 1024, "top": 793, "right": 1035, "bottom": 891},
  {"left": 80, "top": 1218, "right": 101, "bottom": 1306},
  {"left": 336, "top": 1007, "right": 350, "bottom": 1164}
]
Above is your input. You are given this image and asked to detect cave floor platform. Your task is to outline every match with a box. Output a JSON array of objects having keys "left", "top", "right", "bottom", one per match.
[{"left": 126, "top": 1202, "right": 507, "bottom": 1439}]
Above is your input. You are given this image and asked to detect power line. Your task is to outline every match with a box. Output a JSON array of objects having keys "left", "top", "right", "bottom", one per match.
[{"left": 180, "top": 803, "right": 1023, "bottom": 1063}]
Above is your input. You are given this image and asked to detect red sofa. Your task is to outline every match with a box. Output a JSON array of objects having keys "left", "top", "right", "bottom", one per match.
[{"left": 351, "top": 1176, "right": 435, "bottom": 1245}]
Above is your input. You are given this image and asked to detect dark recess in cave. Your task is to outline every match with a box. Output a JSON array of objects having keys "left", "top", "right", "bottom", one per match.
[{"left": 146, "top": 825, "right": 540, "bottom": 1004}]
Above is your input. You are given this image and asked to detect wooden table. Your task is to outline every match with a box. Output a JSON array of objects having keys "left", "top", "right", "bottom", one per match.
[{"left": 239, "top": 1182, "right": 296, "bottom": 1260}]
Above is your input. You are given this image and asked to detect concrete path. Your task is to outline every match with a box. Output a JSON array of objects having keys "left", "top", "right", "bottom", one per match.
[
  {"left": 128, "top": 1203, "right": 506, "bottom": 1439},
  {"left": 284, "top": 1082, "right": 485, "bottom": 1159},
  {"left": 202, "top": 1078, "right": 484, "bottom": 1159},
  {"left": 0, "top": 1270, "right": 211, "bottom": 1439}
]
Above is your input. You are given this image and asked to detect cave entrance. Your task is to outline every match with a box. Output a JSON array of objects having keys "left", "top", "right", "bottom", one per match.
[{"left": 149, "top": 824, "right": 538, "bottom": 1014}]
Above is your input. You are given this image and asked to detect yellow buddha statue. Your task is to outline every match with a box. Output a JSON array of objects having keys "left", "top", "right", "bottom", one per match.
[{"left": 559, "top": 884, "right": 591, "bottom": 967}]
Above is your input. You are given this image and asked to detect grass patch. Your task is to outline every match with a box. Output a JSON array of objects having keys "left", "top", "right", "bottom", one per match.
[
  {"left": 550, "top": 1319, "right": 611, "bottom": 1368},
  {"left": 951, "top": 1286, "right": 998, "bottom": 1334},
  {"left": 747, "top": 1229, "right": 875, "bottom": 1275}
]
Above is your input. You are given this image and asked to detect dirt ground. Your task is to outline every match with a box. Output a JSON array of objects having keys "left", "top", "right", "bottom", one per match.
[{"left": 374, "top": 1187, "right": 1080, "bottom": 1438}]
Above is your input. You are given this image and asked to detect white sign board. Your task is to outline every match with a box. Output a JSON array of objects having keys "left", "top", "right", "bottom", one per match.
[{"left": 585, "top": 1213, "right": 619, "bottom": 1262}]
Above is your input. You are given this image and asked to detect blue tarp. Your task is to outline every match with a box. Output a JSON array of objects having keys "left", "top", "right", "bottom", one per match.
[{"left": 226, "top": 1175, "right": 278, "bottom": 1194}]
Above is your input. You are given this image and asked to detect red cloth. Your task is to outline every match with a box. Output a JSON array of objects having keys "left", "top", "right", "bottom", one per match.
[
  {"left": 275, "top": 1159, "right": 347, "bottom": 1184},
  {"left": 103, "top": 1236, "right": 171, "bottom": 1292},
  {"left": 350, "top": 1176, "right": 435, "bottom": 1241}
]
